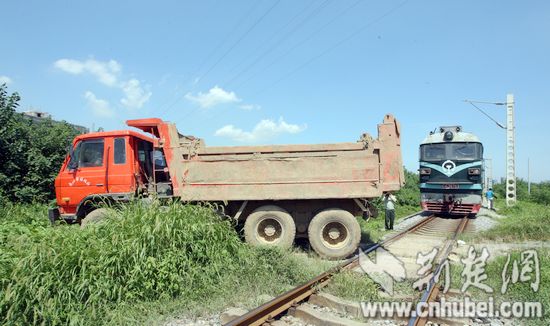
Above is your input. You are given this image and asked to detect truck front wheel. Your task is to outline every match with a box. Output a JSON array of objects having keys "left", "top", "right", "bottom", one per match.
[
  {"left": 80, "top": 208, "right": 109, "bottom": 228},
  {"left": 308, "top": 208, "right": 361, "bottom": 260},
  {"left": 244, "top": 205, "right": 296, "bottom": 249}
]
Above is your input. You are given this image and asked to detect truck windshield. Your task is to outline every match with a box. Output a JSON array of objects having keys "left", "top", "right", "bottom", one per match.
[
  {"left": 420, "top": 142, "right": 482, "bottom": 161},
  {"left": 68, "top": 139, "right": 105, "bottom": 168}
]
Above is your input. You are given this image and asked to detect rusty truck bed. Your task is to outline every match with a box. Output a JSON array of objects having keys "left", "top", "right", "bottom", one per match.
[{"left": 128, "top": 114, "right": 404, "bottom": 201}]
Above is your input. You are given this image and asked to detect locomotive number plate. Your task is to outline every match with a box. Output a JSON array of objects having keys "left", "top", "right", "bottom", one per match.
[{"left": 443, "top": 184, "right": 459, "bottom": 189}]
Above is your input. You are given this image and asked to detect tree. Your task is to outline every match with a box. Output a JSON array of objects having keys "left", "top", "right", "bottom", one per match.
[{"left": 0, "top": 84, "right": 79, "bottom": 203}]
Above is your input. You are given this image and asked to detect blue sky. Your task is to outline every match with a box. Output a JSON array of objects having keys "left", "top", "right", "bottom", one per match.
[{"left": 1, "top": 0, "right": 549, "bottom": 181}]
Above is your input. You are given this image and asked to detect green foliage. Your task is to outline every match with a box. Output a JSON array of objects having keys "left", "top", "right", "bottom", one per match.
[
  {"left": 370, "top": 168, "right": 420, "bottom": 216},
  {"left": 473, "top": 200, "right": 550, "bottom": 242},
  {"left": 0, "top": 202, "right": 322, "bottom": 325},
  {"left": 396, "top": 169, "right": 421, "bottom": 207},
  {"left": 0, "top": 84, "right": 79, "bottom": 203},
  {"left": 493, "top": 178, "right": 550, "bottom": 206}
]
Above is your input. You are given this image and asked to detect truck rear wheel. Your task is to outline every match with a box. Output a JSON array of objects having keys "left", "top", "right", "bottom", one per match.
[
  {"left": 308, "top": 208, "right": 361, "bottom": 260},
  {"left": 80, "top": 208, "right": 109, "bottom": 228},
  {"left": 244, "top": 205, "right": 296, "bottom": 249}
]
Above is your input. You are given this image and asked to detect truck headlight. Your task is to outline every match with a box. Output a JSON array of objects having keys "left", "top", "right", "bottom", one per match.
[
  {"left": 420, "top": 168, "right": 431, "bottom": 175},
  {"left": 468, "top": 168, "right": 481, "bottom": 175}
]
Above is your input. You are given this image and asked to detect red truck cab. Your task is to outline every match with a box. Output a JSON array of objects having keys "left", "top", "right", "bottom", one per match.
[{"left": 49, "top": 127, "right": 169, "bottom": 223}]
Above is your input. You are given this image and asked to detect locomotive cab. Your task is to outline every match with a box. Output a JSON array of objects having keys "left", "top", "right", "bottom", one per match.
[{"left": 419, "top": 126, "right": 483, "bottom": 215}]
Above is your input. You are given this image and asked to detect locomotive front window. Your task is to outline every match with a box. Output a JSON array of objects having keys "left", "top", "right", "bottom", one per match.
[
  {"left": 421, "top": 144, "right": 446, "bottom": 161},
  {"left": 449, "top": 143, "right": 481, "bottom": 160},
  {"left": 421, "top": 142, "right": 482, "bottom": 161}
]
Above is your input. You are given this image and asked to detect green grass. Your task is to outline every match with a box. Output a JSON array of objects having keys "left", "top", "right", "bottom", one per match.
[
  {"left": 323, "top": 205, "right": 419, "bottom": 304},
  {"left": 324, "top": 271, "right": 380, "bottom": 302},
  {"left": 0, "top": 202, "right": 330, "bottom": 325},
  {"left": 474, "top": 200, "right": 550, "bottom": 242},
  {"left": 448, "top": 249, "right": 550, "bottom": 325}
]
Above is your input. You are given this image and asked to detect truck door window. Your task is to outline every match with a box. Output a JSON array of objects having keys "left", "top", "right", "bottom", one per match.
[
  {"left": 137, "top": 140, "right": 153, "bottom": 180},
  {"left": 114, "top": 138, "right": 126, "bottom": 164},
  {"left": 78, "top": 139, "right": 105, "bottom": 167}
]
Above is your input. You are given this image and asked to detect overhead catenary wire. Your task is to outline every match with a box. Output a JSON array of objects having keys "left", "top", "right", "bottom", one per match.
[
  {"left": 231, "top": 0, "right": 371, "bottom": 91},
  {"left": 172, "top": 1, "right": 282, "bottom": 127},
  {"left": 247, "top": 0, "right": 410, "bottom": 97},
  {"left": 155, "top": 0, "right": 225, "bottom": 118},
  {"left": 194, "top": 0, "right": 282, "bottom": 87},
  {"left": 158, "top": 0, "right": 280, "bottom": 119},
  {"left": 221, "top": 0, "right": 319, "bottom": 80},
  {"left": 465, "top": 100, "right": 506, "bottom": 129},
  {"left": 222, "top": 0, "right": 332, "bottom": 87}
]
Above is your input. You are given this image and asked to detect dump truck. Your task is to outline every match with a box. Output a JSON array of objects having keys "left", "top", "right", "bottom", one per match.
[{"left": 49, "top": 114, "right": 404, "bottom": 259}]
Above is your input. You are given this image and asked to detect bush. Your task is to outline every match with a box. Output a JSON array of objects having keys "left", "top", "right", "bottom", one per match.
[
  {"left": 0, "top": 202, "right": 315, "bottom": 325},
  {"left": 493, "top": 179, "right": 550, "bottom": 206},
  {"left": 396, "top": 169, "right": 420, "bottom": 207},
  {"left": 0, "top": 84, "right": 79, "bottom": 203}
]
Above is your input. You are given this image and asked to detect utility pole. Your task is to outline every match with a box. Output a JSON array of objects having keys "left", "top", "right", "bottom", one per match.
[
  {"left": 484, "top": 158, "right": 493, "bottom": 190},
  {"left": 505, "top": 94, "right": 516, "bottom": 206},
  {"left": 528, "top": 158, "right": 531, "bottom": 195},
  {"left": 483, "top": 158, "right": 492, "bottom": 208},
  {"left": 465, "top": 94, "right": 516, "bottom": 207}
]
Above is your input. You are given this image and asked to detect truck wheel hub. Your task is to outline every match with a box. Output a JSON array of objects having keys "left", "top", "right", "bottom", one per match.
[
  {"left": 257, "top": 217, "right": 282, "bottom": 243},
  {"left": 264, "top": 225, "right": 276, "bottom": 237},
  {"left": 328, "top": 228, "right": 340, "bottom": 240},
  {"left": 322, "top": 222, "right": 348, "bottom": 248}
]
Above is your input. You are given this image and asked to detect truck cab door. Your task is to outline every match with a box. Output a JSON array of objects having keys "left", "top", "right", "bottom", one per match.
[
  {"left": 106, "top": 136, "right": 135, "bottom": 194},
  {"left": 56, "top": 138, "right": 107, "bottom": 214}
]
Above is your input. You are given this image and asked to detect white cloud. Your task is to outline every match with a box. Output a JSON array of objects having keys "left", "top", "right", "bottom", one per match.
[
  {"left": 54, "top": 58, "right": 120, "bottom": 86},
  {"left": 0, "top": 75, "right": 12, "bottom": 85},
  {"left": 215, "top": 117, "right": 306, "bottom": 143},
  {"left": 120, "top": 79, "right": 152, "bottom": 109},
  {"left": 84, "top": 91, "right": 114, "bottom": 117},
  {"left": 239, "top": 104, "right": 261, "bottom": 111},
  {"left": 54, "top": 58, "right": 151, "bottom": 110},
  {"left": 185, "top": 86, "right": 241, "bottom": 108}
]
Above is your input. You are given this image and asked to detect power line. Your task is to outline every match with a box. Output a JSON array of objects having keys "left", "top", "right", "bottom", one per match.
[
  {"left": 188, "top": 1, "right": 262, "bottom": 87},
  {"left": 222, "top": 0, "right": 331, "bottom": 87},
  {"left": 221, "top": 0, "right": 318, "bottom": 80},
  {"left": 464, "top": 100, "right": 506, "bottom": 129},
  {"left": 465, "top": 99, "right": 506, "bottom": 106},
  {"left": 194, "top": 0, "right": 282, "bottom": 87},
  {"left": 232, "top": 0, "right": 372, "bottom": 91},
  {"left": 248, "top": 0, "right": 409, "bottom": 97},
  {"left": 158, "top": 1, "right": 278, "bottom": 119},
  {"left": 156, "top": 0, "right": 229, "bottom": 118}
]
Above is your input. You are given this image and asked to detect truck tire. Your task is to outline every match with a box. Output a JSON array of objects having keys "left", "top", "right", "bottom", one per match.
[
  {"left": 244, "top": 205, "right": 296, "bottom": 249},
  {"left": 308, "top": 208, "right": 361, "bottom": 260},
  {"left": 80, "top": 208, "right": 109, "bottom": 228}
]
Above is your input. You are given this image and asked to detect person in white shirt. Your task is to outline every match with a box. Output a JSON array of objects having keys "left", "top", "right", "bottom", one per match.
[{"left": 383, "top": 192, "right": 397, "bottom": 230}]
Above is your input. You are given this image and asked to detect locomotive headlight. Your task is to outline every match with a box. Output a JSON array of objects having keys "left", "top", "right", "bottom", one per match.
[
  {"left": 420, "top": 168, "right": 432, "bottom": 175},
  {"left": 468, "top": 168, "right": 481, "bottom": 175}
]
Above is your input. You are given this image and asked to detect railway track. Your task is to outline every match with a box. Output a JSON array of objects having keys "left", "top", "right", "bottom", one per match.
[{"left": 224, "top": 212, "right": 475, "bottom": 326}]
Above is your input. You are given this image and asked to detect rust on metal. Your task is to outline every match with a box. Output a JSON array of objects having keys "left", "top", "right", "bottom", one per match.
[{"left": 128, "top": 114, "right": 404, "bottom": 202}]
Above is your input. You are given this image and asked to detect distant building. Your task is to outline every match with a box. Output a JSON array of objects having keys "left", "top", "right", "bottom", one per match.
[{"left": 22, "top": 110, "right": 89, "bottom": 134}]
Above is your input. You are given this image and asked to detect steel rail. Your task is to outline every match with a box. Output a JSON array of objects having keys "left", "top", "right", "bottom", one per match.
[
  {"left": 225, "top": 211, "right": 434, "bottom": 326},
  {"left": 408, "top": 216, "right": 469, "bottom": 326}
]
